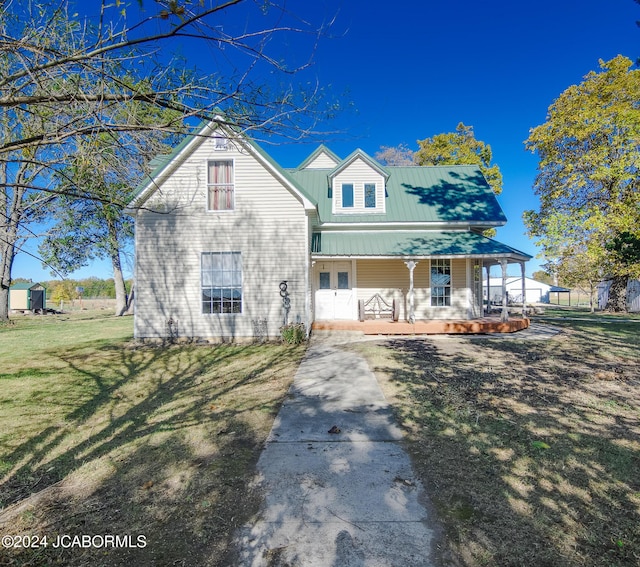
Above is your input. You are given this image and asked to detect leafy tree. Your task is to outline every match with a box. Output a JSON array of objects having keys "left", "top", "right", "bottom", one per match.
[
  {"left": 531, "top": 271, "right": 553, "bottom": 285},
  {"left": 556, "top": 243, "right": 604, "bottom": 313},
  {"left": 524, "top": 55, "right": 640, "bottom": 312},
  {"left": 414, "top": 122, "right": 503, "bottom": 196},
  {"left": 48, "top": 280, "right": 76, "bottom": 305},
  {"left": 0, "top": 0, "right": 336, "bottom": 320},
  {"left": 39, "top": 171, "right": 135, "bottom": 315},
  {"left": 39, "top": 104, "right": 179, "bottom": 316}
]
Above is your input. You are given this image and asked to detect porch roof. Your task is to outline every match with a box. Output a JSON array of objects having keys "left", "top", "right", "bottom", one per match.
[{"left": 311, "top": 230, "right": 532, "bottom": 261}]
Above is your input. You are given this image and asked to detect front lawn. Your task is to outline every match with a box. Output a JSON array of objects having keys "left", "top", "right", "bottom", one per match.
[
  {"left": 0, "top": 311, "right": 303, "bottom": 566},
  {"left": 353, "top": 310, "right": 640, "bottom": 566}
]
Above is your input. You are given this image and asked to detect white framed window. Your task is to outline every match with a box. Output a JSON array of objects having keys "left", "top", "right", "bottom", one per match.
[
  {"left": 342, "top": 183, "right": 354, "bottom": 208},
  {"left": 364, "top": 183, "right": 376, "bottom": 208},
  {"left": 207, "top": 160, "right": 234, "bottom": 211},
  {"left": 431, "top": 259, "right": 451, "bottom": 307},
  {"left": 201, "top": 252, "right": 242, "bottom": 314}
]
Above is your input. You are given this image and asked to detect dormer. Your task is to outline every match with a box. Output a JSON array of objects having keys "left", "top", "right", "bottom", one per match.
[
  {"left": 330, "top": 150, "right": 389, "bottom": 215},
  {"left": 297, "top": 145, "right": 341, "bottom": 170}
]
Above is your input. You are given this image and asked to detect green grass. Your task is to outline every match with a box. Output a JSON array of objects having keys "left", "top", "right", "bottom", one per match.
[
  {"left": 0, "top": 311, "right": 304, "bottom": 566},
  {"left": 353, "top": 312, "right": 640, "bottom": 567}
]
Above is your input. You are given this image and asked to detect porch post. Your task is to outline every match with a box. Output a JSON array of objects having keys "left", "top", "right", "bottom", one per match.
[
  {"left": 500, "top": 258, "right": 509, "bottom": 322},
  {"left": 404, "top": 260, "right": 418, "bottom": 324},
  {"left": 485, "top": 264, "right": 491, "bottom": 315},
  {"left": 520, "top": 261, "right": 527, "bottom": 317}
]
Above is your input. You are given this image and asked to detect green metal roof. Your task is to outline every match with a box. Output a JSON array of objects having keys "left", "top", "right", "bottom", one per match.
[
  {"left": 10, "top": 282, "right": 44, "bottom": 290},
  {"left": 311, "top": 230, "right": 531, "bottom": 260},
  {"left": 288, "top": 164, "right": 506, "bottom": 225}
]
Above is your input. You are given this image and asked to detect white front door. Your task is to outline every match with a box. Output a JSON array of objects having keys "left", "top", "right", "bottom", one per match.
[{"left": 315, "top": 261, "right": 353, "bottom": 320}]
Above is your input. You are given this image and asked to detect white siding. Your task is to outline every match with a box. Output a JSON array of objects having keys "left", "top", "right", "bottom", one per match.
[
  {"left": 304, "top": 151, "right": 339, "bottom": 169},
  {"left": 134, "top": 136, "right": 308, "bottom": 340},
  {"left": 337, "top": 259, "right": 475, "bottom": 321},
  {"left": 332, "top": 157, "right": 386, "bottom": 215},
  {"left": 356, "top": 260, "right": 414, "bottom": 320}
]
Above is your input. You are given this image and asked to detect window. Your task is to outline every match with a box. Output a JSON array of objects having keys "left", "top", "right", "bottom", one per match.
[
  {"left": 431, "top": 259, "right": 451, "bottom": 307},
  {"left": 207, "top": 160, "right": 234, "bottom": 211},
  {"left": 364, "top": 183, "right": 376, "bottom": 208},
  {"left": 319, "top": 272, "right": 331, "bottom": 289},
  {"left": 201, "top": 252, "right": 242, "bottom": 314},
  {"left": 342, "top": 183, "right": 354, "bottom": 208}
]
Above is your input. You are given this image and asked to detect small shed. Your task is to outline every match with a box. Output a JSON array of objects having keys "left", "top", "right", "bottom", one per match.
[{"left": 9, "top": 282, "right": 47, "bottom": 312}]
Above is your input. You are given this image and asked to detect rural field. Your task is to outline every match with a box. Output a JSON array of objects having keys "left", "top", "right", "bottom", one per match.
[{"left": 1, "top": 308, "right": 639, "bottom": 566}]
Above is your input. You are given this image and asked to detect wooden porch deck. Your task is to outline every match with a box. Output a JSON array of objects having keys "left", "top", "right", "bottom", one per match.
[{"left": 312, "top": 316, "right": 530, "bottom": 336}]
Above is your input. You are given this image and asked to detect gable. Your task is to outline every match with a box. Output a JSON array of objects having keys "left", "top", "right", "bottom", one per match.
[
  {"left": 297, "top": 145, "right": 341, "bottom": 170},
  {"left": 128, "top": 120, "right": 314, "bottom": 212},
  {"left": 331, "top": 155, "right": 387, "bottom": 215}
]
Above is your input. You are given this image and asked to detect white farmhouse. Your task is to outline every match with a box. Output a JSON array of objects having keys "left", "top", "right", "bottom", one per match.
[{"left": 128, "top": 122, "right": 532, "bottom": 340}]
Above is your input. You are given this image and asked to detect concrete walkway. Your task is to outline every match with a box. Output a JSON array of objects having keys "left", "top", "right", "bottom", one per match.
[{"left": 233, "top": 342, "right": 436, "bottom": 566}]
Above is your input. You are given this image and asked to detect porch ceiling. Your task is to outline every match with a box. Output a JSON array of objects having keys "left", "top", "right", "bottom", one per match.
[{"left": 311, "top": 230, "right": 531, "bottom": 262}]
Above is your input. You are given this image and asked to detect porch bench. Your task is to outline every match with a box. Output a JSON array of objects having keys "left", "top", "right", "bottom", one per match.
[{"left": 358, "top": 293, "right": 400, "bottom": 322}]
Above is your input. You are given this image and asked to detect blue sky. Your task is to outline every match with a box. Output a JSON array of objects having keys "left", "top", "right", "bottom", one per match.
[{"left": 13, "top": 0, "right": 640, "bottom": 282}]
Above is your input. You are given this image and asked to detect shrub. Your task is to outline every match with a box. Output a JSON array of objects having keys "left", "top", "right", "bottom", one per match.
[{"left": 280, "top": 323, "right": 307, "bottom": 344}]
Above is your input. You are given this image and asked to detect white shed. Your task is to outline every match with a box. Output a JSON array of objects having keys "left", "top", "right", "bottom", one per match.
[{"left": 485, "top": 277, "right": 553, "bottom": 304}]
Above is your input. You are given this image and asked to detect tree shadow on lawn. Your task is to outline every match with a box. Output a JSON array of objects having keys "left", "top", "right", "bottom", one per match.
[
  {"left": 0, "top": 340, "right": 304, "bottom": 566},
  {"left": 367, "top": 332, "right": 640, "bottom": 567}
]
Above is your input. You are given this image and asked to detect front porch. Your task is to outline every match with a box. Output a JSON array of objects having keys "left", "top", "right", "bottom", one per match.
[{"left": 311, "top": 315, "right": 530, "bottom": 336}]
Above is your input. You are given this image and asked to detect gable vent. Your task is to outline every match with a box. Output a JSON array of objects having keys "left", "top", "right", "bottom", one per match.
[{"left": 214, "top": 136, "right": 229, "bottom": 151}]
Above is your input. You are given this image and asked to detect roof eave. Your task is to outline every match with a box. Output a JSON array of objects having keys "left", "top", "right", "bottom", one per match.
[
  {"left": 311, "top": 252, "right": 532, "bottom": 262},
  {"left": 316, "top": 221, "right": 506, "bottom": 230}
]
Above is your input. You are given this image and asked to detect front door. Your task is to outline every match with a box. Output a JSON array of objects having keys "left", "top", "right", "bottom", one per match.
[{"left": 315, "top": 261, "right": 353, "bottom": 320}]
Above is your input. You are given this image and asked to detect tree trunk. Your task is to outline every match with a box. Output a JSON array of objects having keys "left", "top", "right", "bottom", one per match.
[
  {"left": 125, "top": 282, "right": 135, "bottom": 315},
  {"left": 0, "top": 237, "right": 14, "bottom": 321},
  {"left": 111, "top": 251, "right": 129, "bottom": 316},
  {"left": 605, "top": 275, "right": 628, "bottom": 312},
  {"left": 0, "top": 203, "right": 18, "bottom": 322}
]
